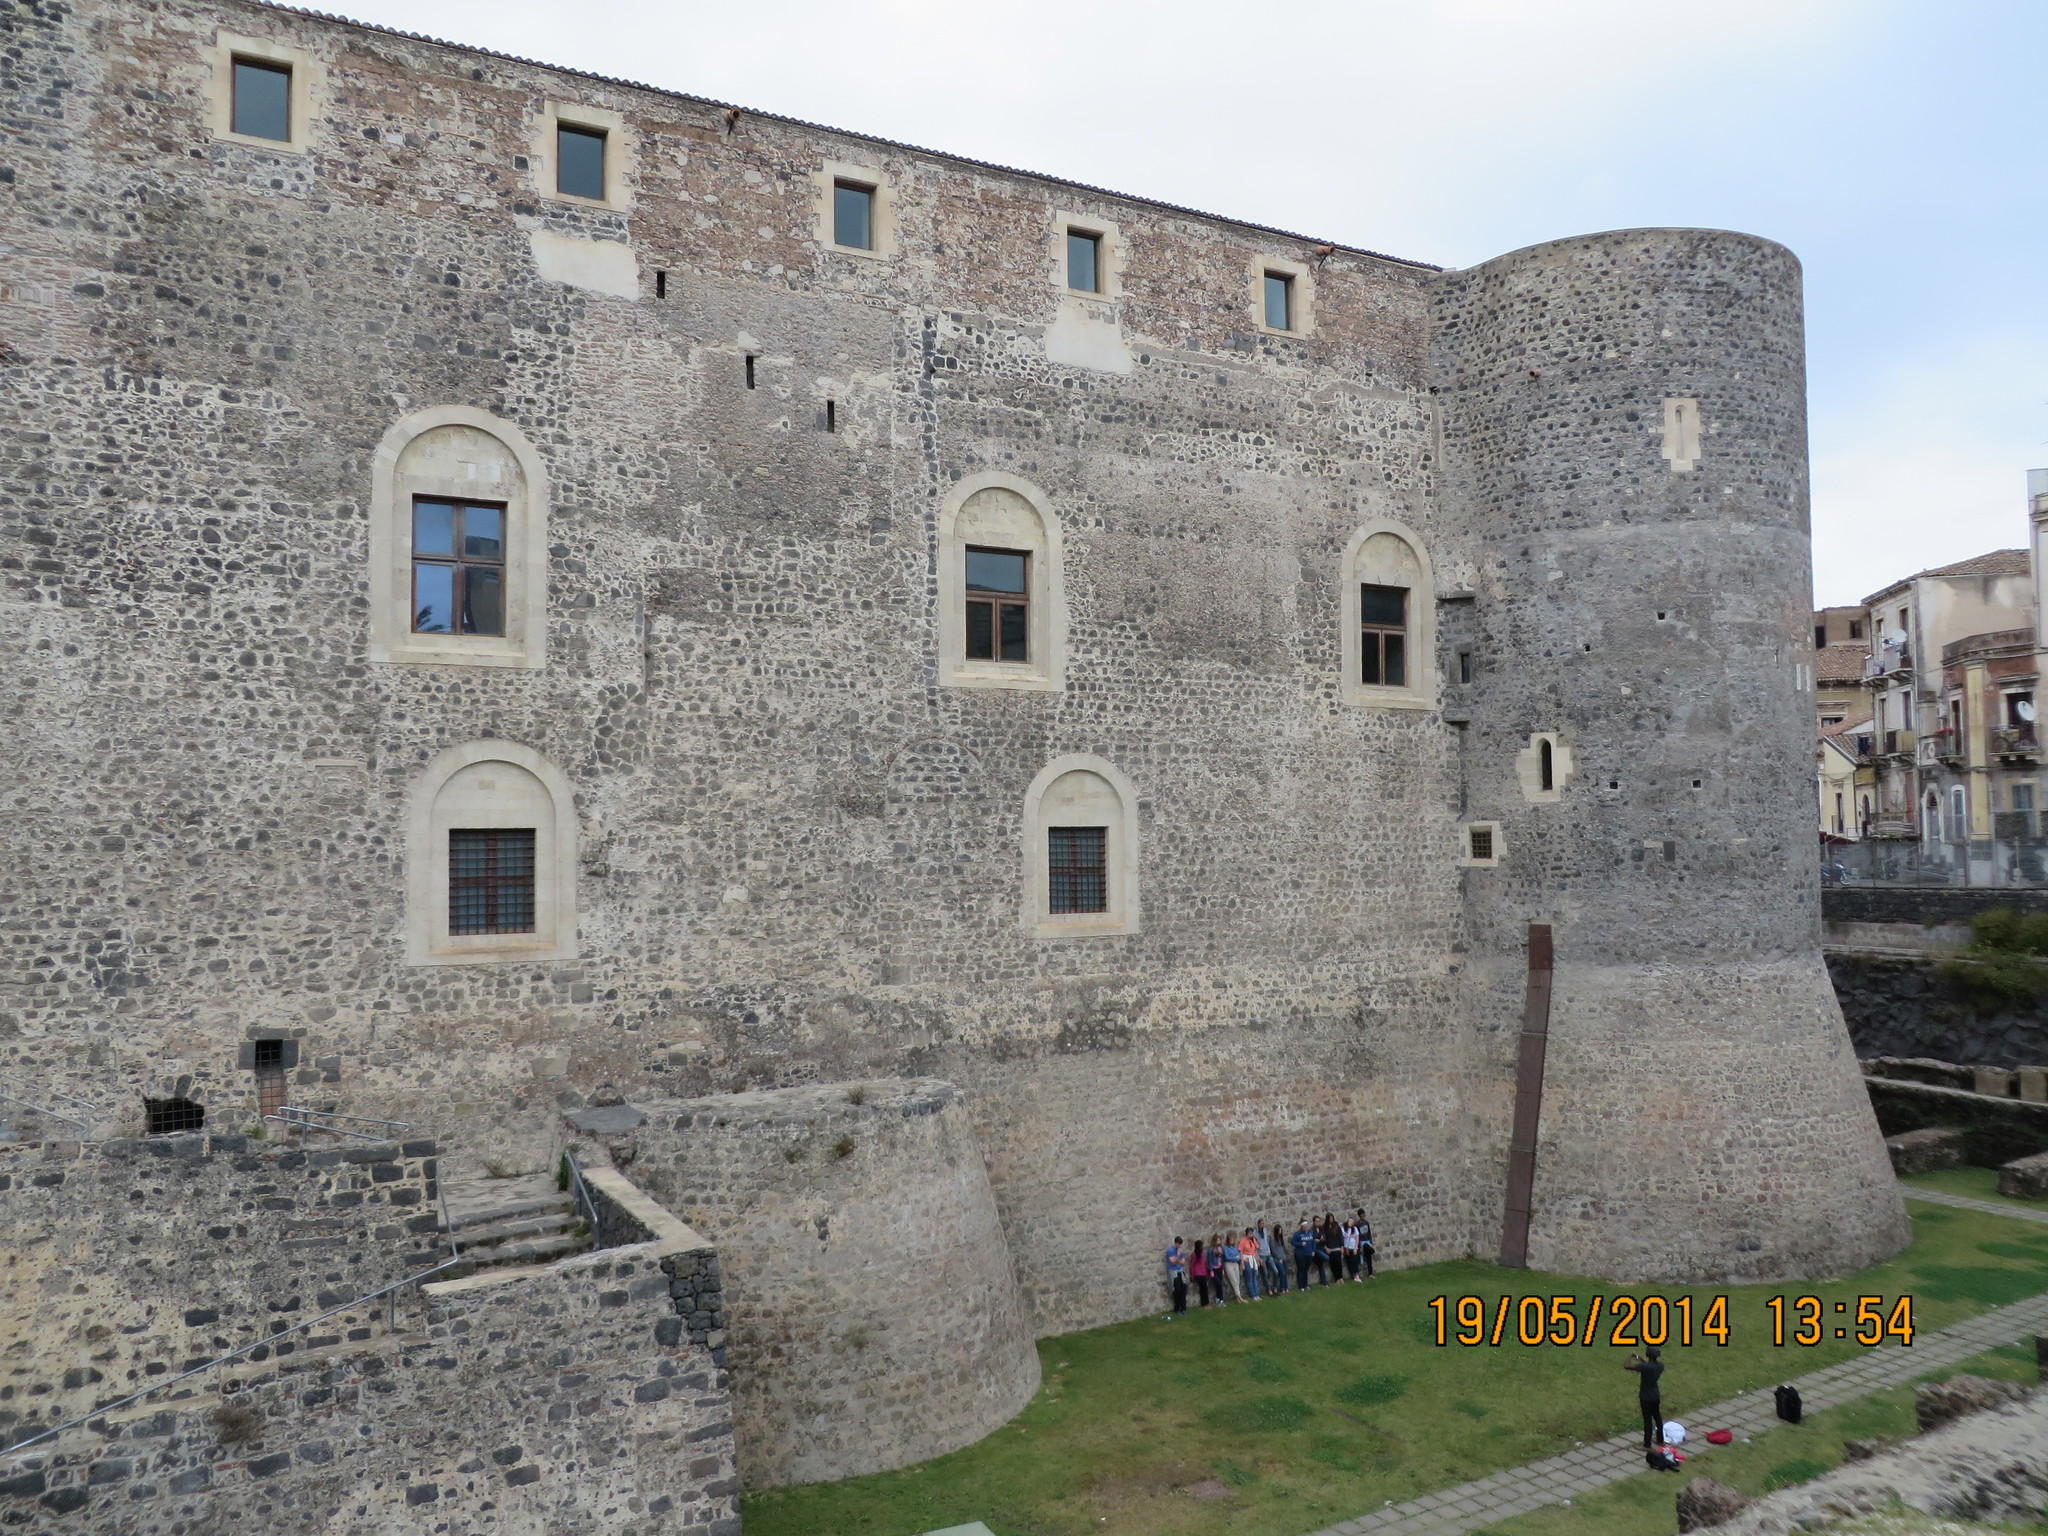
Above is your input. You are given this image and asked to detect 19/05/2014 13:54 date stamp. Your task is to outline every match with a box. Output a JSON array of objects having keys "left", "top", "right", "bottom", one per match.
[{"left": 1425, "top": 1294, "right": 1917, "bottom": 1348}]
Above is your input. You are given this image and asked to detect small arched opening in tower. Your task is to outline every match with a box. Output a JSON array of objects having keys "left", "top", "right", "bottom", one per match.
[{"left": 1538, "top": 739, "right": 1554, "bottom": 793}]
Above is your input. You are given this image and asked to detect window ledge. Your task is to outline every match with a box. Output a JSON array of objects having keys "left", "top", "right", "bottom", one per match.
[
  {"left": 1033, "top": 915, "right": 1137, "bottom": 939},
  {"left": 945, "top": 665, "right": 1057, "bottom": 692},
  {"left": 420, "top": 936, "right": 573, "bottom": 967},
  {"left": 374, "top": 637, "right": 542, "bottom": 670},
  {"left": 1343, "top": 686, "right": 1435, "bottom": 711}
]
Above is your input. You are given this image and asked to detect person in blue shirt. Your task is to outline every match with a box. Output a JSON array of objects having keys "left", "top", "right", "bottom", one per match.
[
  {"left": 1164, "top": 1237, "right": 1188, "bottom": 1318},
  {"left": 1289, "top": 1219, "right": 1317, "bottom": 1292}
]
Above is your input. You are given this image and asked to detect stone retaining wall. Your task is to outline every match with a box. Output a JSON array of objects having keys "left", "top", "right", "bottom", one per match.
[
  {"left": 0, "top": 1133, "right": 441, "bottom": 1446},
  {"left": 1864, "top": 1077, "right": 2048, "bottom": 1167},
  {"left": 1829, "top": 951, "right": 2048, "bottom": 1066},
  {"left": 606, "top": 1078, "right": 1039, "bottom": 1488}
]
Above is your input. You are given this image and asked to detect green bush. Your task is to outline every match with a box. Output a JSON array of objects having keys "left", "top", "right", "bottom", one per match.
[
  {"left": 1967, "top": 907, "right": 2048, "bottom": 955},
  {"left": 1937, "top": 950, "right": 2048, "bottom": 1013}
]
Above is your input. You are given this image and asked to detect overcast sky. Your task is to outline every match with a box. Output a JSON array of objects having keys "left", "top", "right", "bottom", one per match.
[{"left": 326, "top": 0, "right": 2046, "bottom": 608}]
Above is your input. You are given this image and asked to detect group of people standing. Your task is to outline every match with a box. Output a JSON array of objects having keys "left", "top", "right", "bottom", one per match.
[{"left": 1162, "top": 1212, "right": 1376, "bottom": 1315}]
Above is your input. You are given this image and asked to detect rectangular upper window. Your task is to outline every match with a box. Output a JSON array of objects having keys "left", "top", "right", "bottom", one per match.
[
  {"left": 965, "top": 546, "right": 1029, "bottom": 663},
  {"left": 231, "top": 57, "right": 292, "bottom": 142},
  {"left": 833, "top": 180, "right": 875, "bottom": 249},
  {"left": 1047, "top": 826, "right": 1108, "bottom": 915},
  {"left": 449, "top": 828, "right": 536, "bottom": 935},
  {"left": 1066, "top": 230, "right": 1101, "bottom": 293},
  {"left": 1263, "top": 271, "right": 1294, "bottom": 332},
  {"left": 557, "top": 124, "right": 607, "bottom": 200},
  {"left": 412, "top": 498, "right": 506, "bottom": 637},
  {"left": 1359, "top": 583, "right": 1407, "bottom": 687}
]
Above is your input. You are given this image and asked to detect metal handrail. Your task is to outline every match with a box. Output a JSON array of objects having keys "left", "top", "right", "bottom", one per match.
[
  {"left": 3, "top": 1254, "right": 461, "bottom": 1457},
  {"left": 263, "top": 1106, "right": 412, "bottom": 1143},
  {"left": 564, "top": 1151, "right": 601, "bottom": 1238},
  {"left": 0, "top": 1090, "right": 90, "bottom": 1138}
]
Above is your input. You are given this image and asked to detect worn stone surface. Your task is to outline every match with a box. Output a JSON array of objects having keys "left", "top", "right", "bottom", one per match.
[
  {"left": 1912, "top": 1374, "right": 2028, "bottom": 1434},
  {"left": 1997, "top": 1148, "right": 2048, "bottom": 1200},
  {"left": 0, "top": 0, "right": 1914, "bottom": 1494},
  {"left": 1677, "top": 1476, "right": 1751, "bottom": 1532},
  {"left": 615, "top": 1079, "right": 1038, "bottom": 1487},
  {"left": 1866, "top": 1076, "right": 2048, "bottom": 1166},
  {"left": 1885, "top": 1126, "right": 1965, "bottom": 1176},
  {"left": 1830, "top": 952, "right": 2048, "bottom": 1066}
]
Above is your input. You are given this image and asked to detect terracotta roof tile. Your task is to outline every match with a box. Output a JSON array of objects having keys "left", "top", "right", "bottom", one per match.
[{"left": 1815, "top": 644, "right": 1869, "bottom": 684}]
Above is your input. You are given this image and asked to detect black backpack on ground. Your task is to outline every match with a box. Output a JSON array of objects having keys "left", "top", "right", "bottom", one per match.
[{"left": 1775, "top": 1385, "right": 1803, "bottom": 1424}]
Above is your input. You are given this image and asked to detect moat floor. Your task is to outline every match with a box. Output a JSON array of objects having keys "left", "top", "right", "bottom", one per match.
[{"left": 739, "top": 1192, "right": 2048, "bottom": 1536}]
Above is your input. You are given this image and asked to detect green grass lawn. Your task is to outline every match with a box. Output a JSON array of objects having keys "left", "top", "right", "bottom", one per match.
[
  {"left": 739, "top": 1205, "right": 2048, "bottom": 1536},
  {"left": 1903, "top": 1164, "right": 2048, "bottom": 1212}
]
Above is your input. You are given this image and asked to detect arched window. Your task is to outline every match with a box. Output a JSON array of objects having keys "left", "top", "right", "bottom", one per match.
[
  {"left": 1021, "top": 755, "right": 1138, "bottom": 936},
  {"left": 1518, "top": 732, "right": 1571, "bottom": 803},
  {"left": 1340, "top": 520, "right": 1436, "bottom": 709},
  {"left": 370, "top": 406, "right": 549, "bottom": 670},
  {"left": 406, "top": 741, "right": 577, "bottom": 966},
  {"left": 939, "top": 473, "right": 1065, "bottom": 692}
]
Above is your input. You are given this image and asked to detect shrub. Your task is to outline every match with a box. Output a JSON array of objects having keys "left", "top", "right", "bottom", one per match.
[
  {"left": 1937, "top": 952, "right": 2048, "bottom": 1014},
  {"left": 1972, "top": 906, "right": 2022, "bottom": 951}
]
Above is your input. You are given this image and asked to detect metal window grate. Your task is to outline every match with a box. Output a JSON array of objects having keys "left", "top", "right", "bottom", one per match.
[
  {"left": 449, "top": 828, "right": 537, "bottom": 935},
  {"left": 1468, "top": 826, "right": 1494, "bottom": 862},
  {"left": 144, "top": 1097, "right": 206, "bottom": 1135},
  {"left": 1048, "top": 826, "right": 1108, "bottom": 914}
]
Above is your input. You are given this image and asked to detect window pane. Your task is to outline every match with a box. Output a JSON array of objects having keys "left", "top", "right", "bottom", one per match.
[
  {"left": 464, "top": 567, "right": 504, "bottom": 636},
  {"left": 1359, "top": 583, "right": 1406, "bottom": 627},
  {"left": 834, "top": 182, "right": 874, "bottom": 249},
  {"left": 462, "top": 505, "right": 504, "bottom": 560},
  {"left": 557, "top": 125, "right": 607, "bottom": 200},
  {"left": 1264, "top": 272, "right": 1292, "bottom": 330},
  {"left": 413, "top": 562, "right": 454, "bottom": 633},
  {"left": 966, "top": 548, "right": 1028, "bottom": 594},
  {"left": 999, "top": 602, "right": 1028, "bottom": 662},
  {"left": 1359, "top": 633, "right": 1381, "bottom": 685},
  {"left": 1048, "top": 826, "right": 1108, "bottom": 915},
  {"left": 965, "top": 600, "right": 995, "bottom": 660},
  {"left": 413, "top": 500, "right": 456, "bottom": 556},
  {"left": 232, "top": 60, "right": 291, "bottom": 141},
  {"left": 1384, "top": 633, "right": 1406, "bottom": 688},
  {"left": 1067, "top": 231, "right": 1100, "bottom": 292}
]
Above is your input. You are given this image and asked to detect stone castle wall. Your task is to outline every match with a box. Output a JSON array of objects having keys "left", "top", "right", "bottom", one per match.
[
  {"left": 605, "top": 1079, "right": 1038, "bottom": 1487},
  {"left": 0, "top": 1138, "right": 739, "bottom": 1534},
  {"left": 1, "top": 1132, "right": 443, "bottom": 1445}
]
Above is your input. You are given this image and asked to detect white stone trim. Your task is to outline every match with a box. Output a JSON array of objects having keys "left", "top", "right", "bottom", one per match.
[
  {"left": 1459, "top": 821, "right": 1502, "bottom": 868},
  {"left": 203, "top": 31, "right": 321, "bottom": 154},
  {"left": 1052, "top": 209, "right": 1123, "bottom": 300},
  {"left": 368, "top": 405, "right": 549, "bottom": 670},
  {"left": 532, "top": 100, "right": 634, "bottom": 211},
  {"left": 405, "top": 740, "right": 578, "bottom": 967},
  {"left": 938, "top": 473, "right": 1066, "bottom": 693},
  {"left": 1252, "top": 254, "right": 1315, "bottom": 337},
  {"left": 1339, "top": 517, "right": 1437, "bottom": 710},
  {"left": 1516, "top": 732, "right": 1574, "bottom": 802},
  {"left": 1021, "top": 755, "right": 1140, "bottom": 938},
  {"left": 814, "top": 160, "right": 896, "bottom": 259}
]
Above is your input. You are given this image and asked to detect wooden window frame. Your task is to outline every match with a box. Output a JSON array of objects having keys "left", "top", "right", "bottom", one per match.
[
  {"left": 411, "top": 497, "right": 507, "bottom": 638},
  {"left": 1359, "top": 582, "right": 1408, "bottom": 688},
  {"left": 965, "top": 545, "right": 1031, "bottom": 664}
]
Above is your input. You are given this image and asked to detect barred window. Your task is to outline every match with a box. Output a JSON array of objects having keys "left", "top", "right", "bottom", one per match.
[
  {"left": 1360, "top": 583, "right": 1407, "bottom": 686},
  {"left": 449, "top": 829, "right": 536, "bottom": 935},
  {"left": 1047, "top": 826, "right": 1108, "bottom": 915}
]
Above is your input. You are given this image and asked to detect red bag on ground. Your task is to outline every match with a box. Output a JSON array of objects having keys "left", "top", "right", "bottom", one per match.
[{"left": 1704, "top": 1429, "right": 1734, "bottom": 1445}]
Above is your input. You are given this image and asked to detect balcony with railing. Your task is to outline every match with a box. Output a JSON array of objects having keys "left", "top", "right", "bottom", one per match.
[
  {"left": 1928, "top": 726, "right": 1965, "bottom": 765},
  {"left": 1990, "top": 724, "right": 2040, "bottom": 761},
  {"left": 1880, "top": 728, "right": 1919, "bottom": 761},
  {"left": 1863, "top": 644, "right": 1912, "bottom": 682}
]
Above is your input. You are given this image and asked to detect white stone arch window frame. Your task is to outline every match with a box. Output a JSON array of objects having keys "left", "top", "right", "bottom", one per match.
[
  {"left": 1052, "top": 210, "right": 1123, "bottom": 302},
  {"left": 1252, "top": 254, "right": 1316, "bottom": 338},
  {"left": 938, "top": 472, "right": 1067, "bottom": 693},
  {"left": 814, "top": 159, "right": 898, "bottom": 260},
  {"left": 406, "top": 741, "right": 578, "bottom": 967},
  {"left": 1516, "top": 731, "right": 1574, "bottom": 803},
  {"left": 1339, "top": 519, "right": 1437, "bottom": 710},
  {"left": 1021, "top": 755, "right": 1141, "bottom": 938},
  {"left": 533, "top": 101, "right": 635, "bottom": 212},
  {"left": 204, "top": 31, "right": 321, "bottom": 154},
  {"left": 1459, "top": 821, "right": 1501, "bottom": 868},
  {"left": 369, "top": 405, "right": 550, "bottom": 670}
]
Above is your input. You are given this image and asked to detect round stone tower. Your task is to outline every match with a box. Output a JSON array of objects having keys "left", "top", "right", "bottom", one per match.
[{"left": 1434, "top": 228, "right": 1910, "bottom": 1283}]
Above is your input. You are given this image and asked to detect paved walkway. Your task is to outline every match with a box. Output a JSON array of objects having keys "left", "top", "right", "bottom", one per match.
[{"left": 1300, "top": 1186, "right": 2048, "bottom": 1536}]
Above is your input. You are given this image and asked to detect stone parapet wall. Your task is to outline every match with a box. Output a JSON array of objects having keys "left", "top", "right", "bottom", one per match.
[
  {"left": 612, "top": 1079, "right": 1039, "bottom": 1488},
  {"left": 1864, "top": 1077, "right": 2048, "bottom": 1167},
  {"left": 1823, "top": 887, "right": 2048, "bottom": 927},
  {"left": 0, "top": 1218, "right": 737, "bottom": 1534},
  {"left": 0, "top": 1133, "right": 441, "bottom": 1446}
]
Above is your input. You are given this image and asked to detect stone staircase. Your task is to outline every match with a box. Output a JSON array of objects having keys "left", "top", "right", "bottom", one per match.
[{"left": 437, "top": 1164, "right": 590, "bottom": 1277}]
